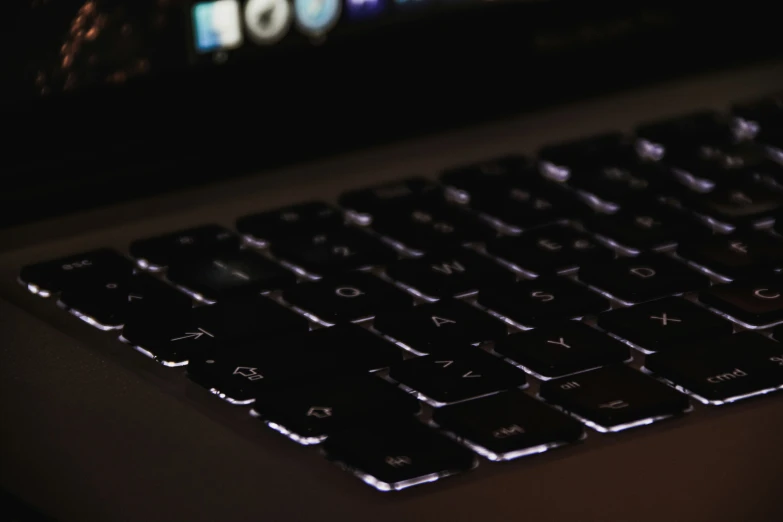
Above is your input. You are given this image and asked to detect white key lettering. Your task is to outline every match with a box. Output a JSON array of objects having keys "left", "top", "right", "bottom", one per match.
[
  {"left": 730, "top": 241, "right": 748, "bottom": 254},
  {"left": 754, "top": 288, "right": 780, "bottom": 299},
  {"left": 385, "top": 456, "right": 412, "bottom": 468},
  {"left": 431, "top": 260, "right": 466, "bottom": 275},
  {"left": 492, "top": 424, "right": 525, "bottom": 438},
  {"left": 630, "top": 267, "right": 656, "bottom": 278},
  {"left": 730, "top": 191, "right": 753, "bottom": 205},
  {"left": 532, "top": 291, "right": 555, "bottom": 302},
  {"left": 537, "top": 239, "right": 562, "bottom": 251},
  {"left": 335, "top": 287, "right": 364, "bottom": 298},
  {"left": 431, "top": 315, "right": 456, "bottom": 327},
  {"left": 599, "top": 400, "right": 629, "bottom": 410},
  {"left": 547, "top": 337, "right": 571, "bottom": 348},
  {"left": 769, "top": 356, "right": 783, "bottom": 366},
  {"left": 560, "top": 381, "right": 580, "bottom": 390},
  {"left": 650, "top": 313, "right": 681, "bottom": 326},
  {"left": 706, "top": 368, "right": 747, "bottom": 383}
]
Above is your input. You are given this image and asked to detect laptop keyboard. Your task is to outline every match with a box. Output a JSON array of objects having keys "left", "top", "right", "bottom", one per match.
[{"left": 17, "top": 93, "right": 783, "bottom": 492}]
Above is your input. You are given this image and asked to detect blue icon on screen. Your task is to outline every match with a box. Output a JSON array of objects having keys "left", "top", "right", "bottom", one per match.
[
  {"left": 294, "top": 0, "right": 341, "bottom": 37},
  {"left": 345, "top": 0, "right": 385, "bottom": 19},
  {"left": 192, "top": 0, "right": 243, "bottom": 53}
]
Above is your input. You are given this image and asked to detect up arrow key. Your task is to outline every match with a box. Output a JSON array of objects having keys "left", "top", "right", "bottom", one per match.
[{"left": 462, "top": 370, "right": 481, "bottom": 378}]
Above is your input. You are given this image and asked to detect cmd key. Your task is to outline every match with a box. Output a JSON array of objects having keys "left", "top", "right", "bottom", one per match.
[{"left": 645, "top": 332, "right": 783, "bottom": 405}]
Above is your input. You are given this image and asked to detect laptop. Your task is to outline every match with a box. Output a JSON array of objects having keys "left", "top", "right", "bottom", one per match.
[{"left": 2, "top": 1, "right": 783, "bottom": 520}]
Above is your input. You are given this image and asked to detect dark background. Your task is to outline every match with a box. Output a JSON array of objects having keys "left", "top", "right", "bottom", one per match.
[{"left": 2, "top": 1, "right": 782, "bottom": 227}]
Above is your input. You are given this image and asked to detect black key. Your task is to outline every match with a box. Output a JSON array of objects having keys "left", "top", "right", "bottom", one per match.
[
  {"left": 469, "top": 185, "right": 571, "bottom": 230},
  {"left": 19, "top": 249, "right": 134, "bottom": 297},
  {"left": 59, "top": 272, "right": 191, "bottom": 329},
  {"left": 121, "top": 306, "right": 212, "bottom": 366},
  {"left": 338, "top": 177, "right": 442, "bottom": 218},
  {"left": 440, "top": 156, "right": 538, "bottom": 195},
  {"left": 283, "top": 272, "right": 413, "bottom": 324},
  {"left": 597, "top": 297, "right": 732, "bottom": 353},
  {"left": 373, "top": 299, "right": 507, "bottom": 354},
  {"left": 432, "top": 390, "right": 584, "bottom": 460},
  {"left": 187, "top": 324, "right": 403, "bottom": 402},
  {"left": 166, "top": 250, "right": 295, "bottom": 302},
  {"left": 645, "top": 332, "right": 783, "bottom": 404},
  {"left": 389, "top": 348, "right": 526, "bottom": 405},
  {"left": 540, "top": 365, "right": 690, "bottom": 432},
  {"left": 270, "top": 228, "right": 397, "bottom": 276},
  {"left": 251, "top": 374, "right": 420, "bottom": 443},
  {"left": 699, "top": 276, "right": 783, "bottom": 327},
  {"left": 579, "top": 254, "right": 709, "bottom": 304},
  {"left": 370, "top": 203, "right": 498, "bottom": 252},
  {"left": 477, "top": 277, "right": 610, "bottom": 328},
  {"left": 538, "top": 132, "right": 635, "bottom": 174},
  {"left": 236, "top": 202, "right": 343, "bottom": 245},
  {"left": 585, "top": 203, "right": 715, "bottom": 253},
  {"left": 322, "top": 418, "right": 477, "bottom": 491},
  {"left": 567, "top": 165, "right": 654, "bottom": 210},
  {"left": 486, "top": 225, "right": 613, "bottom": 275},
  {"left": 733, "top": 94, "right": 783, "bottom": 131},
  {"left": 685, "top": 182, "right": 783, "bottom": 227},
  {"left": 385, "top": 249, "right": 514, "bottom": 299},
  {"left": 129, "top": 225, "right": 239, "bottom": 270},
  {"left": 636, "top": 111, "right": 737, "bottom": 158},
  {"left": 495, "top": 322, "right": 630, "bottom": 378},
  {"left": 677, "top": 232, "right": 783, "bottom": 279},
  {"left": 668, "top": 143, "right": 779, "bottom": 186},
  {"left": 193, "top": 294, "right": 309, "bottom": 341}
]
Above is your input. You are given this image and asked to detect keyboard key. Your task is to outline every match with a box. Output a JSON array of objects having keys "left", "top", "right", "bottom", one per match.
[
  {"left": 236, "top": 202, "right": 343, "bottom": 245},
  {"left": 685, "top": 182, "right": 783, "bottom": 227},
  {"left": 270, "top": 228, "right": 397, "bottom": 276},
  {"left": 129, "top": 225, "right": 239, "bottom": 270},
  {"left": 389, "top": 348, "right": 526, "bottom": 405},
  {"left": 636, "top": 111, "right": 737, "bottom": 158},
  {"left": 370, "top": 203, "right": 498, "bottom": 252},
  {"left": 19, "top": 249, "right": 134, "bottom": 297},
  {"left": 59, "top": 272, "right": 191, "bottom": 329},
  {"left": 540, "top": 365, "right": 691, "bottom": 432},
  {"left": 121, "top": 305, "right": 212, "bottom": 366},
  {"left": 645, "top": 332, "right": 783, "bottom": 404},
  {"left": 698, "top": 276, "right": 783, "bottom": 327},
  {"left": 538, "top": 132, "right": 636, "bottom": 174},
  {"left": 440, "top": 156, "right": 538, "bottom": 195},
  {"left": 597, "top": 297, "right": 732, "bottom": 353},
  {"left": 385, "top": 249, "right": 514, "bottom": 299},
  {"left": 187, "top": 324, "right": 403, "bottom": 402},
  {"left": 193, "top": 294, "right": 309, "bottom": 341},
  {"left": 251, "top": 374, "right": 420, "bottom": 444},
  {"left": 322, "top": 419, "right": 477, "bottom": 491},
  {"left": 579, "top": 254, "right": 709, "bottom": 304},
  {"left": 166, "top": 250, "right": 295, "bottom": 302},
  {"left": 373, "top": 299, "right": 507, "bottom": 354},
  {"left": 495, "top": 321, "right": 630, "bottom": 378},
  {"left": 567, "top": 165, "right": 654, "bottom": 209},
  {"left": 584, "top": 202, "right": 714, "bottom": 252},
  {"left": 677, "top": 231, "right": 783, "bottom": 279},
  {"left": 338, "top": 177, "right": 442, "bottom": 218},
  {"left": 282, "top": 272, "right": 413, "bottom": 324},
  {"left": 469, "top": 185, "right": 571, "bottom": 230},
  {"left": 486, "top": 225, "right": 613, "bottom": 275},
  {"left": 477, "top": 277, "right": 610, "bottom": 327},
  {"left": 432, "top": 390, "right": 584, "bottom": 460}
]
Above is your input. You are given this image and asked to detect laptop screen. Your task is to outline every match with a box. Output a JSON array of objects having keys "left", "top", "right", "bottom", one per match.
[{"left": 13, "top": 0, "right": 548, "bottom": 102}]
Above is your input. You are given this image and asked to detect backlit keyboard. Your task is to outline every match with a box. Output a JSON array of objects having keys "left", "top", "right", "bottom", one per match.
[{"left": 18, "top": 93, "right": 783, "bottom": 492}]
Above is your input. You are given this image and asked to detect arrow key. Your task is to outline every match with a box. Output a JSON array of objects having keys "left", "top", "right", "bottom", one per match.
[
  {"left": 389, "top": 347, "right": 526, "bottom": 406},
  {"left": 251, "top": 374, "right": 420, "bottom": 444}
]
